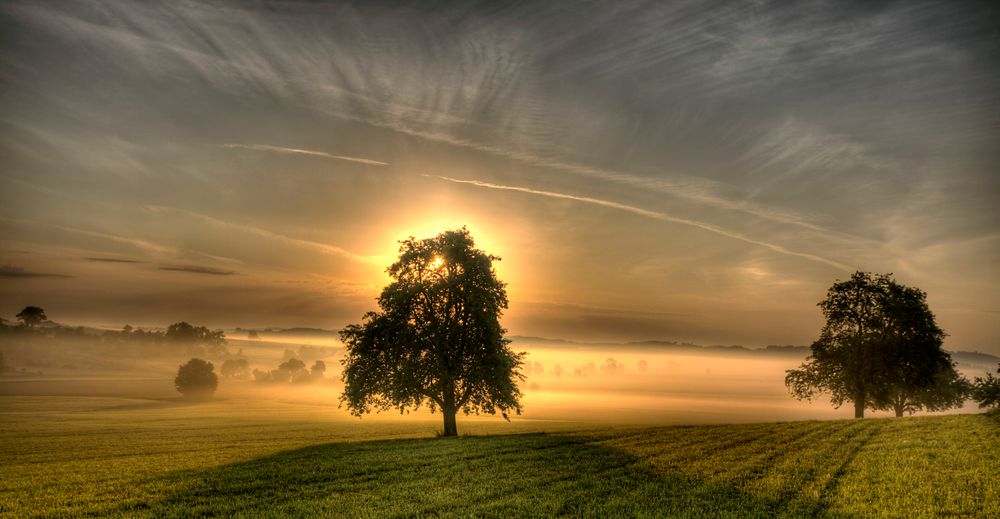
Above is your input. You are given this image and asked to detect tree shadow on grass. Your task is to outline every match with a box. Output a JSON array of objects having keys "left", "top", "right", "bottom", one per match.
[{"left": 119, "top": 433, "right": 856, "bottom": 518}]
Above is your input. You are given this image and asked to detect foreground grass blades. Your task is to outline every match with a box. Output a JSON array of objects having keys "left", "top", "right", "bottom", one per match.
[{"left": 2, "top": 397, "right": 997, "bottom": 517}]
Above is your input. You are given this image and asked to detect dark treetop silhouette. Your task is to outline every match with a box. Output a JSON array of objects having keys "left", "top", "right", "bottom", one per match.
[
  {"left": 340, "top": 228, "right": 524, "bottom": 436},
  {"left": 15, "top": 306, "right": 46, "bottom": 327},
  {"left": 786, "top": 271, "right": 967, "bottom": 418}
]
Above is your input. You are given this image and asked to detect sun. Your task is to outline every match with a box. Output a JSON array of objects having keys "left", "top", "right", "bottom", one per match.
[{"left": 428, "top": 256, "right": 444, "bottom": 270}]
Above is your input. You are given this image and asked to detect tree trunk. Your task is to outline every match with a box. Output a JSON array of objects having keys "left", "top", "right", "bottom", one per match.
[
  {"left": 441, "top": 381, "right": 458, "bottom": 437},
  {"left": 894, "top": 401, "right": 905, "bottom": 418},
  {"left": 854, "top": 397, "right": 865, "bottom": 419},
  {"left": 442, "top": 406, "right": 458, "bottom": 437}
]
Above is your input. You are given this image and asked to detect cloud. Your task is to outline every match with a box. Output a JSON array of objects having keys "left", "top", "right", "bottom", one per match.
[
  {"left": 0, "top": 215, "right": 177, "bottom": 256},
  {"left": 221, "top": 143, "right": 388, "bottom": 166},
  {"left": 336, "top": 109, "right": 844, "bottom": 237},
  {"left": 143, "top": 205, "right": 381, "bottom": 265},
  {"left": 0, "top": 264, "right": 72, "bottom": 278},
  {"left": 432, "top": 175, "right": 851, "bottom": 271},
  {"left": 740, "top": 118, "right": 899, "bottom": 180},
  {"left": 56, "top": 225, "right": 176, "bottom": 256},
  {"left": 6, "top": 1, "right": 844, "bottom": 239},
  {"left": 159, "top": 265, "right": 236, "bottom": 276},
  {"left": 84, "top": 257, "right": 142, "bottom": 263}
]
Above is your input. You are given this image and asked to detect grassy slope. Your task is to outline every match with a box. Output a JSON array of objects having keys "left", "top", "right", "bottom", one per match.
[{"left": 1, "top": 397, "right": 997, "bottom": 518}]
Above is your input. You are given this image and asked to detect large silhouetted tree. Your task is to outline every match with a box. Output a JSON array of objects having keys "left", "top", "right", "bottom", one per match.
[
  {"left": 340, "top": 228, "right": 524, "bottom": 436},
  {"left": 16, "top": 306, "right": 46, "bottom": 328},
  {"left": 175, "top": 358, "right": 218, "bottom": 400},
  {"left": 786, "top": 271, "right": 965, "bottom": 418}
]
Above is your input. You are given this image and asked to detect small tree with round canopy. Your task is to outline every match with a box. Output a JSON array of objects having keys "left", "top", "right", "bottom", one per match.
[{"left": 174, "top": 358, "right": 218, "bottom": 400}]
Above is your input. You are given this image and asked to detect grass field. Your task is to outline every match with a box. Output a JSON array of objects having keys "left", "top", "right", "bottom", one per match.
[{"left": 1, "top": 396, "right": 997, "bottom": 518}]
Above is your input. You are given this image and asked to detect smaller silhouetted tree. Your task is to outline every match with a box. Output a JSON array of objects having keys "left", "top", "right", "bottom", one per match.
[
  {"left": 972, "top": 364, "right": 1000, "bottom": 409},
  {"left": 786, "top": 272, "right": 958, "bottom": 418},
  {"left": 175, "top": 358, "right": 218, "bottom": 400},
  {"left": 877, "top": 367, "right": 970, "bottom": 416},
  {"left": 16, "top": 306, "right": 46, "bottom": 328}
]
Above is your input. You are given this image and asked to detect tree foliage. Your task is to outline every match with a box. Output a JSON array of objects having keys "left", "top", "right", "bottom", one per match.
[
  {"left": 340, "top": 228, "right": 524, "bottom": 436},
  {"left": 786, "top": 271, "right": 967, "bottom": 418},
  {"left": 175, "top": 358, "right": 218, "bottom": 400},
  {"left": 16, "top": 306, "right": 46, "bottom": 327}
]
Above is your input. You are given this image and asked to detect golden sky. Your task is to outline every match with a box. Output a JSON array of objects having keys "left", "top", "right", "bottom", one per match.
[{"left": 1, "top": 1, "right": 998, "bottom": 352}]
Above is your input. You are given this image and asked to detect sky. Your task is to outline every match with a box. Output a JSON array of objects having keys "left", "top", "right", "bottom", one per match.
[{"left": 1, "top": 0, "right": 998, "bottom": 352}]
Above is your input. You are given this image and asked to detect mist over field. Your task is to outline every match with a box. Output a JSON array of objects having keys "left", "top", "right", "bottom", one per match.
[{"left": 3, "top": 328, "right": 993, "bottom": 425}]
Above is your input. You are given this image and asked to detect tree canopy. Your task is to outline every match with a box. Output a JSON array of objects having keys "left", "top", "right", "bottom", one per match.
[
  {"left": 340, "top": 228, "right": 524, "bottom": 436},
  {"left": 16, "top": 306, "right": 46, "bottom": 327},
  {"left": 786, "top": 271, "right": 967, "bottom": 418},
  {"left": 174, "top": 358, "right": 218, "bottom": 400}
]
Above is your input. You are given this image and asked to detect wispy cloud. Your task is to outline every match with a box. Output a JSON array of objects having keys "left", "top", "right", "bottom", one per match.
[
  {"left": 0, "top": 216, "right": 177, "bottom": 256},
  {"left": 335, "top": 109, "right": 845, "bottom": 237},
  {"left": 143, "top": 205, "right": 381, "bottom": 265},
  {"left": 84, "top": 257, "right": 142, "bottom": 263},
  {"left": 159, "top": 265, "right": 236, "bottom": 276},
  {"left": 221, "top": 143, "right": 388, "bottom": 166},
  {"left": 6, "top": 1, "right": 840, "bottom": 238},
  {"left": 740, "top": 118, "right": 899, "bottom": 179},
  {"left": 432, "top": 176, "right": 851, "bottom": 271},
  {"left": 0, "top": 264, "right": 72, "bottom": 278}
]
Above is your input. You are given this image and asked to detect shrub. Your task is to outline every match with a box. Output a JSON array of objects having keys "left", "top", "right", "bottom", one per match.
[{"left": 175, "top": 358, "right": 218, "bottom": 400}]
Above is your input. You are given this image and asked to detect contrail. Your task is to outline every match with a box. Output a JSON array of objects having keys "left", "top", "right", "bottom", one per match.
[
  {"left": 143, "top": 205, "right": 382, "bottom": 265},
  {"left": 222, "top": 143, "right": 389, "bottom": 166},
  {"left": 432, "top": 176, "right": 852, "bottom": 271}
]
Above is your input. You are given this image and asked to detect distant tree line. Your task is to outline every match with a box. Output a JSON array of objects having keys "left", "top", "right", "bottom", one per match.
[
  {"left": 0, "top": 307, "right": 237, "bottom": 378},
  {"left": 253, "top": 358, "right": 328, "bottom": 384}
]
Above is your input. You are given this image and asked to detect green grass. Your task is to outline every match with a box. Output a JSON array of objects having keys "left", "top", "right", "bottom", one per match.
[{"left": 1, "top": 397, "right": 997, "bottom": 518}]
